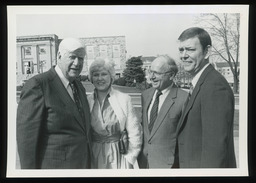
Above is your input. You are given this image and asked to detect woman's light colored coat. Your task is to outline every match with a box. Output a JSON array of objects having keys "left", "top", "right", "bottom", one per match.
[{"left": 87, "top": 88, "right": 142, "bottom": 165}]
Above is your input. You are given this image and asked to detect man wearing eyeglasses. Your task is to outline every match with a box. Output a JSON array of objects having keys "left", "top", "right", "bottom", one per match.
[{"left": 137, "top": 55, "right": 188, "bottom": 168}]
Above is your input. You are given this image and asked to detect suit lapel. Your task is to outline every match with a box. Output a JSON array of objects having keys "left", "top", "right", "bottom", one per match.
[
  {"left": 143, "top": 88, "right": 156, "bottom": 138},
  {"left": 108, "top": 90, "right": 126, "bottom": 131},
  {"left": 74, "top": 80, "right": 90, "bottom": 133},
  {"left": 149, "top": 86, "right": 177, "bottom": 139},
  {"left": 49, "top": 68, "right": 86, "bottom": 132},
  {"left": 176, "top": 64, "right": 214, "bottom": 134}
]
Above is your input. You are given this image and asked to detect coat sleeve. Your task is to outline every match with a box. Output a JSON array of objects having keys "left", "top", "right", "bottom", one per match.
[
  {"left": 200, "top": 81, "right": 235, "bottom": 167},
  {"left": 17, "top": 78, "right": 45, "bottom": 169},
  {"left": 123, "top": 95, "right": 143, "bottom": 165}
]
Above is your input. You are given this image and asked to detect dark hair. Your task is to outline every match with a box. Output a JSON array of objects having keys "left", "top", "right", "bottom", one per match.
[{"left": 178, "top": 27, "right": 212, "bottom": 50}]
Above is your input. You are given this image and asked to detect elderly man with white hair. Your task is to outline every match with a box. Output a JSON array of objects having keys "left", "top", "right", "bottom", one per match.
[{"left": 17, "top": 38, "right": 91, "bottom": 169}]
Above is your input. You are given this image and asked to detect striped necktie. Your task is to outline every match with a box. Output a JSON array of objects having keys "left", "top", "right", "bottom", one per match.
[
  {"left": 183, "top": 85, "right": 194, "bottom": 112},
  {"left": 188, "top": 85, "right": 194, "bottom": 99},
  {"left": 148, "top": 90, "right": 162, "bottom": 133},
  {"left": 70, "top": 82, "right": 85, "bottom": 120}
]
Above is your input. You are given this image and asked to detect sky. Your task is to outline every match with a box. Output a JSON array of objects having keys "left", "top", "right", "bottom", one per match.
[
  {"left": 15, "top": 7, "right": 198, "bottom": 61},
  {"left": 13, "top": 5, "right": 248, "bottom": 62}
]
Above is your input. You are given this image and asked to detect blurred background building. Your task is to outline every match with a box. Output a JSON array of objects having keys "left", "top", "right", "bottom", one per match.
[
  {"left": 16, "top": 34, "right": 237, "bottom": 89},
  {"left": 16, "top": 34, "right": 126, "bottom": 85}
]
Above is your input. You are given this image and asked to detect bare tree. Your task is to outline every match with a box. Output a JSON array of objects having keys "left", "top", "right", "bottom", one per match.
[{"left": 196, "top": 13, "right": 240, "bottom": 93}]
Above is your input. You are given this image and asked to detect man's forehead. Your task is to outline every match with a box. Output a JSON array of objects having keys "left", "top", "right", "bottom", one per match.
[
  {"left": 60, "top": 38, "right": 84, "bottom": 52},
  {"left": 151, "top": 58, "right": 167, "bottom": 69},
  {"left": 179, "top": 37, "right": 200, "bottom": 47},
  {"left": 68, "top": 47, "right": 86, "bottom": 55}
]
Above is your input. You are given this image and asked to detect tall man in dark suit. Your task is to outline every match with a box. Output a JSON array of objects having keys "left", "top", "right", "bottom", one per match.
[
  {"left": 174, "top": 27, "right": 236, "bottom": 168},
  {"left": 17, "top": 38, "right": 91, "bottom": 169},
  {"left": 138, "top": 55, "right": 188, "bottom": 168}
]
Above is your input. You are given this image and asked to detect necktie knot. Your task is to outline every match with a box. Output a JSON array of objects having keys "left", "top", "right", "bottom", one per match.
[
  {"left": 189, "top": 85, "right": 194, "bottom": 96},
  {"left": 69, "top": 82, "right": 76, "bottom": 93},
  {"left": 156, "top": 90, "right": 162, "bottom": 98}
]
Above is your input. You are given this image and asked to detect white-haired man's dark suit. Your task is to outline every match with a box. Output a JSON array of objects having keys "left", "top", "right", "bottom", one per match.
[{"left": 17, "top": 67, "right": 91, "bottom": 169}]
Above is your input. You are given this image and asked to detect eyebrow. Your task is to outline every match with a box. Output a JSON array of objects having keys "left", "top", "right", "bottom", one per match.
[{"left": 179, "top": 46, "right": 195, "bottom": 50}]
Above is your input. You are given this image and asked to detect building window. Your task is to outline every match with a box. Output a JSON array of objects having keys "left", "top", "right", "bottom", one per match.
[
  {"left": 21, "top": 46, "right": 34, "bottom": 74},
  {"left": 23, "top": 46, "right": 32, "bottom": 59},
  {"left": 113, "top": 45, "right": 120, "bottom": 58},
  {"left": 38, "top": 45, "right": 47, "bottom": 73},
  {"left": 86, "top": 46, "right": 95, "bottom": 60},
  {"left": 86, "top": 46, "right": 95, "bottom": 67},
  {"left": 23, "top": 60, "right": 34, "bottom": 74},
  {"left": 99, "top": 45, "right": 108, "bottom": 58},
  {"left": 39, "top": 46, "right": 46, "bottom": 55}
]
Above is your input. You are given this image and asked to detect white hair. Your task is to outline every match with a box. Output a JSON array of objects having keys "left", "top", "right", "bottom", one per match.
[{"left": 57, "top": 38, "right": 85, "bottom": 59}]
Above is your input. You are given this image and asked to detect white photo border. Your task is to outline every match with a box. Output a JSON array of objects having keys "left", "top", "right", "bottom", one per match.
[{"left": 7, "top": 5, "right": 249, "bottom": 177}]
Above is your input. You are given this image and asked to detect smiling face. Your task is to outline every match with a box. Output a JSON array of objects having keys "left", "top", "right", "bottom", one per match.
[
  {"left": 57, "top": 38, "right": 85, "bottom": 82},
  {"left": 149, "top": 57, "right": 173, "bottom": 91},
  {"left": 58, "top": 48, "right": 85, "bottom": 81},
  {"left": 91, "top": 67, "right": 112, "bottom": 92},
  {"left": 178, "top": 37, "right": 210, "bottom": 76}
]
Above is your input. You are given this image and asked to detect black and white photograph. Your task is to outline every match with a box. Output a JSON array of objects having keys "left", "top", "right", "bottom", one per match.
[{"left": 7, "top": 5, "right": 249, "bottom": 177}]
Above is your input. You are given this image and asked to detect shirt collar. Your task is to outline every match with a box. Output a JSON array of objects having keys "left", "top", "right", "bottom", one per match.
[
  {"left": 93, "top": 87, "right": 112, "bottom": 100},
  {"left": 161, "top": 82, "right": 173, "bottom": 95},
  {"left": 155, "top": 82, "right": 173, "bottom": 96},
  {"left": 191, "top": 63, "right": 210, "bottom": 87},
  {"left": 55, "top": 65, "right": 70, "bottom": 89}
]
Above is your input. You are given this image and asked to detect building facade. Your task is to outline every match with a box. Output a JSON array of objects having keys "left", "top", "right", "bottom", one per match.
[
  {"left": 213, "top": 62, "right": 240, "bottom": 87},
  {"left": 16, "top": 34, "right": 126, "bottom": 85},
  {"left": 16, "top": 34, "right": 59, "bottom": 85},
  {"left": 79, "top": 36, "right": 126, "bottom": 77}
]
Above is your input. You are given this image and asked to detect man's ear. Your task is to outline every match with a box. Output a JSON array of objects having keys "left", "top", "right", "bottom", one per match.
[
  {"left": 204, "top": 45, "right": 212, "bottom": 59},
  {"left": 57, "top": 51, "right": 61, "bottom": 60},
  {"left": 169, "top": 73, "right": 175, "bottom": 81}
]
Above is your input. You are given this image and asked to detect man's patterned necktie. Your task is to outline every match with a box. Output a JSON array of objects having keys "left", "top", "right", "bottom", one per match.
[
  {"left": 70, "top": 82, "right": 85, "bottom": 120},
  {"left": 148, "top": 90, "right": 162, "bottom": 133}
]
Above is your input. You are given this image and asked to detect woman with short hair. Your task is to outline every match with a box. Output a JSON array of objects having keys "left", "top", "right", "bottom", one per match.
[{"left": 87, "top": 57, "right": 142, "bottom": 169}]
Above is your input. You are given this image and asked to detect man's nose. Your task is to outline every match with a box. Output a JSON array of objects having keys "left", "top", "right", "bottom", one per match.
[
  {"left": 180, "top": 51, "right": 189, "bottom": 61},
  {"left": 149, "top": 72, "right": 156, "bottom": 79},
  {"left": 73, "top": 57, "right": 80, "bottom": 66},
  {"left": 181, "top": 50, "right": 188, "bottom": 58}
]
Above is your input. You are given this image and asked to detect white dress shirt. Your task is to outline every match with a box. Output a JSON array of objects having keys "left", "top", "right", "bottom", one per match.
[
  {"left": 191, "top": 63, "right": 210, "bottom": 88},
  {"left": 55, "top": 65, "right": 74, "bottom": 101},
  {"left": 147, "top": 83, "right": 173, "bottom": 124}
]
